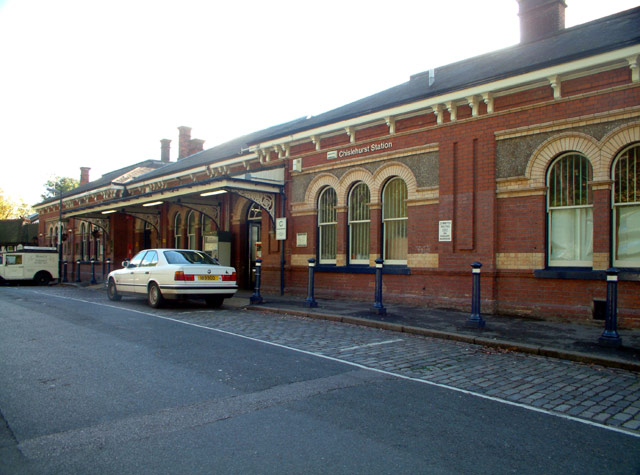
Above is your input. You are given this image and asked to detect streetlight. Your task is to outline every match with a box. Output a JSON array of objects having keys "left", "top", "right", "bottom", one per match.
[{"left": 47, "top": 187, "right": 63, "bottom": 284}]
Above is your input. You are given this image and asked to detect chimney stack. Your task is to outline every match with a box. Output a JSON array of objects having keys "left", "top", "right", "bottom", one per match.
[
  {"left": 80, "top": 167, "right": 91, "bottom": 185},
  {"left": 177, "top": 126, "right": 205, "bottom": 160},
  {"left": 178, "top": 126, "right": 192, "bottom": 160},
  {"left": 189, "top": 138, "right": 205, "bottom": 156},
  {"left": 517, "top": 0, "right": 566, "bottom": 43},
  {"left": 160, "top": 138, "right": 171, "bottom": 163}
]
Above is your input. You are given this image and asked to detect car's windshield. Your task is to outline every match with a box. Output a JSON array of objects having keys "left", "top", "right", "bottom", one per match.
[{"left": 164, "top": 250, "right": 217, "bottom": 265}]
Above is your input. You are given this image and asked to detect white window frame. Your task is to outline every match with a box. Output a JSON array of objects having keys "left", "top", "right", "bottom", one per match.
[
  {"left": 348, "top": 182, "right": 370, "bottom": 265},
  {"left": 318, "top": 187, "right": 337, "bottom": 264},
  {"left": 174, "top": 212, "right": 183, "bottom": 249},
  {"left": 382, "top": 177, "right": 408, "bottom": 265},
  {"left": 187, "top": 211, "right": 197, "bottom": 250},
  {"left": 612, "top": 143, "right": 640, "bottom": 268},
  {"left": 547, "top": 153, "right": 593, "bottom": 267}
]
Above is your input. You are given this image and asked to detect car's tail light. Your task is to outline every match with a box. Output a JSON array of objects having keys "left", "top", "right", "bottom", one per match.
[
  {"left": 222, "top": 272, "right": 236, "bottom": 282},
  {"left": 174, "top": 271, "right": 194, "bottom": 281}
]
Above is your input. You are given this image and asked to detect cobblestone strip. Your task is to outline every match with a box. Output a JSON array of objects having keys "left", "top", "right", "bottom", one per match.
[
  {"left": 41, "top": 288, "right": 640, "bottom": 434},
  {"left": 175, "top": 308, "right": 640, "bottom": 434}
]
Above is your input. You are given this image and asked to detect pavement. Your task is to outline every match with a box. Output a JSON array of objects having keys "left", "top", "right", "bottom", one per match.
[
  {"left": 229, "top": 290, "right": 640, "bottom": 373},
  {"left": 70, "top": 281, "right": 640, "bottom": 372}
]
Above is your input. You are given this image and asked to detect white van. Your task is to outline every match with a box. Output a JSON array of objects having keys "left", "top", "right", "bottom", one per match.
[{"left": 0, "top": 246, "right": 59, "bottom": 285}]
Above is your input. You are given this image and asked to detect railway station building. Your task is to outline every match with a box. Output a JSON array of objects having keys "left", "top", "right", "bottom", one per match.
[{"left": 34, "top": 1, "right": 640, "bottom": 326}]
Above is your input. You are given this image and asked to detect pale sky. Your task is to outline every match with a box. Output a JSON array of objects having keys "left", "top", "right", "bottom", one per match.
[{"left": 0, "top": 0, "right": 638, "bottom": 206}]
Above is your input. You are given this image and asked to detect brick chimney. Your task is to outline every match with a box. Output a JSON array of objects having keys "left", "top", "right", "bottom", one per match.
[
  {"left": 517, "top": 0, "right": 566, "bottom": 43},
  {"left": 178, "top": 126, "right": 205, "bottom": 160},
  {"left": 189, "top": 138, "right": 205, "bottom": 156},
  {"left": 178, "top": 126, "right": 192, "bottom": 160},
  {"left": 160, "top": 138, "right": 171, "bottom": 163},
  {"left": 80, "top": 167, "right": 91, "bottom": 185}
]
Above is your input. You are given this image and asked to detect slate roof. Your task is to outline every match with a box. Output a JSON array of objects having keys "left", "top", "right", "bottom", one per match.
[
  {"left": 248, "top": 6, "right": 640, "bottom": 144},
  {"left": 35, "top": 159, "right": 167, "bottom": 206},
  {"left": 132, "top": 116, "right": 309, "bottom": 183},
  {"left": 133, "top": 6, "right": 640, "bottom": 183},
  {"left": 39, "top": 6, "right": 640, "bottom": 201}
]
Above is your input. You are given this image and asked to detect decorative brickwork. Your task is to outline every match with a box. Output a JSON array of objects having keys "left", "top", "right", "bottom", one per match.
[
  {"left": 407, "top": 253, "right": 439, "bottom": 268},
  {"left": 496, "top": 252, "right": 545, "bottom": 270}
]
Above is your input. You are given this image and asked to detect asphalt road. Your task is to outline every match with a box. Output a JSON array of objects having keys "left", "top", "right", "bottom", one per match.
[{"left": 1, "top": 286, "right": 639, "bottom": 474}]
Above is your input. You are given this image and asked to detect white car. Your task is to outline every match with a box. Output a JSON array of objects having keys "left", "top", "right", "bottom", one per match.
[{"left": 106, "top": 249, "right": 238, "bottom": 308}]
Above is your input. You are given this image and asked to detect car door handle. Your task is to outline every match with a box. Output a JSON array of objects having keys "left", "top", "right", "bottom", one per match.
[{"left": 145, "top": 272, "right": 149, "bottom": 275}]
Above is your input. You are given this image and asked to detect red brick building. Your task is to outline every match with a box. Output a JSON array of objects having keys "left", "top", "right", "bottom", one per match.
[{"left": 34, "top": 1, "right": 640, "bottom": 326}]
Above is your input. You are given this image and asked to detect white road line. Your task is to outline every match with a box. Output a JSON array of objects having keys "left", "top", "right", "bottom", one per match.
[
  {"left": 28, "top": 289, "right": 640, "bottom": 439},
  {"left": 339, "top": 339, "right": 404, "bottom": 352}
]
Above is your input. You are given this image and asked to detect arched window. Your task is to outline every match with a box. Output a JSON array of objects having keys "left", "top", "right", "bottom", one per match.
[
  {"left": 187, "top": 211, "right": 197, "bottom": 250},
  {"left": 612, "top": 144, "right": 640, "bottom": 267},
  {"left": 174, "top": 212, "right": 183, "bottom": 248},
  {"left": 382, "top": 177, "right": 408, "bottom": 264},
  {"left": 318, "top": 187, "right": 337, "bottom": 264},
  {"left": 248, "top": 203, "right": 262, "bottom": 221},
  {"left": 348, "top": 182, "right": 370, "bottom": 264},
  {"left": 547, "top": 153, "right": 593, "bottom": 267}
]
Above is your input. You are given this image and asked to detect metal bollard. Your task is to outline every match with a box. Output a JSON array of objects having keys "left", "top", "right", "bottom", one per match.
[
  {"left": 106, "top": 258, "right": 111, "bottom": 276},
  {"left": 598, "top": 268, "right": 622, "bottom": 348},
  {"left": 466, "top": 262, "right": 486, "bottom": 328},
  {"left": 304, "top": 258, "right": 318, "bottom": 308},
  {"left": 63, "top": 261, "right": 68, "bottom": 283},
  {"left": 75, "top": 260, "right": 81, "bottom": 283},
  {"left": 250, "top": 258, "right": 263, "bottom": 304},
  {"left": 371, "top": 258, "right": 387, "bottom": 315},
  {"left": 90, "top": 259, "right": 97, "bottom": 284}
]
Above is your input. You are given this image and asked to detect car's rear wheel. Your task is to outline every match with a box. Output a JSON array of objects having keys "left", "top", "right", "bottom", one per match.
[
  {"left": 147, "top": 282, "right": 164, "bottom": 308},
  {"left": 107, "top": 278, "right": 122, "bottom": 301},
  {"left": 205, "top": 296, "right": 224, "bottom": 308},
  {"left": 34, "top": 271, "right": 51, "bottom": 286}
]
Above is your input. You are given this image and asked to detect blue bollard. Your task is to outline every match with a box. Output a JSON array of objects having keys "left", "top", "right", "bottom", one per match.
[
  {"left": 63, "top": 261, "right": 68, "bottom": 283},
  {"left": 466, "top": 262, "right": 486, "bottom": 328},
  {"left": 599, "top": 268, "right": 622, "bottom": 348},
  {"left": 75, "top": 260, "right": 81, "bottom": 283},
  {"left": 371, "top": 258, "right": 387, "bottom": 315},
  {"left": 90, "top": 259, "right": 97, "bottom": 284},
  {"left": 250, "top": 258, "right": 263, "bottom": 304},
  {"left": 304, "top": 258, "right": 318, "bottom": 308}
]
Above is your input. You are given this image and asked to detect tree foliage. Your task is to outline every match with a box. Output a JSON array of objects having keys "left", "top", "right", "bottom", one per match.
[
  {"left": 0, "top": 188, "right": 33, "bottom": 219},
  {"left": 40, "top": 176, "right": 80, "bottom": 201}
]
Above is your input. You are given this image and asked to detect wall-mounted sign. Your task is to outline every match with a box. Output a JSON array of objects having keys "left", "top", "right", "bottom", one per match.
[
  {"left": 439, "top": 220, "right": 452, "bottom": 242},
  {"left": 328, "top": 140, "right": 393, "bottom": 161},
  {"left": 296, "top": 233, "right": 307, "bottom": 247},
  {"left": 276, "top": 218, "right": 287, "bottom": 240}
]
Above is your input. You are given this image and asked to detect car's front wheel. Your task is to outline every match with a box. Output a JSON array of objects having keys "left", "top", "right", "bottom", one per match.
[
  {"left": 147, "top": 282, "right": 164, "bottom": 308},
  {"left": 107, "top": 278, "right": 122, "bottom": 301}
]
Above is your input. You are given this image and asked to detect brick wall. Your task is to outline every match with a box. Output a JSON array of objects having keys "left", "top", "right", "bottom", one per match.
[{"left": 283, "top": 67, "right": 640, "bottom": 327}]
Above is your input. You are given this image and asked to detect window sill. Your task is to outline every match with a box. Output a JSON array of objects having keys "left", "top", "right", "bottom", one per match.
[
  {"left": 534, "top": 268, "right": 640, "bottom": 281},
  {"left": 316, "top": 264, "right": 411, "bottom": 275}
]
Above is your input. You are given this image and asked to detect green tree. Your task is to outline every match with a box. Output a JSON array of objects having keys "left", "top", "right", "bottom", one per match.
[
  {"left": 41, "top": 176, "right": 80, "bottom": 201},
  {"left": 0, "top": 188, "right": 32, "bottom": 219}
]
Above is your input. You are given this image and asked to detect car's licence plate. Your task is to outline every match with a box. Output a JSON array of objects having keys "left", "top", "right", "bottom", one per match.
[{"left": 198, "top": 275, "right": 220, "bottom": 281}]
